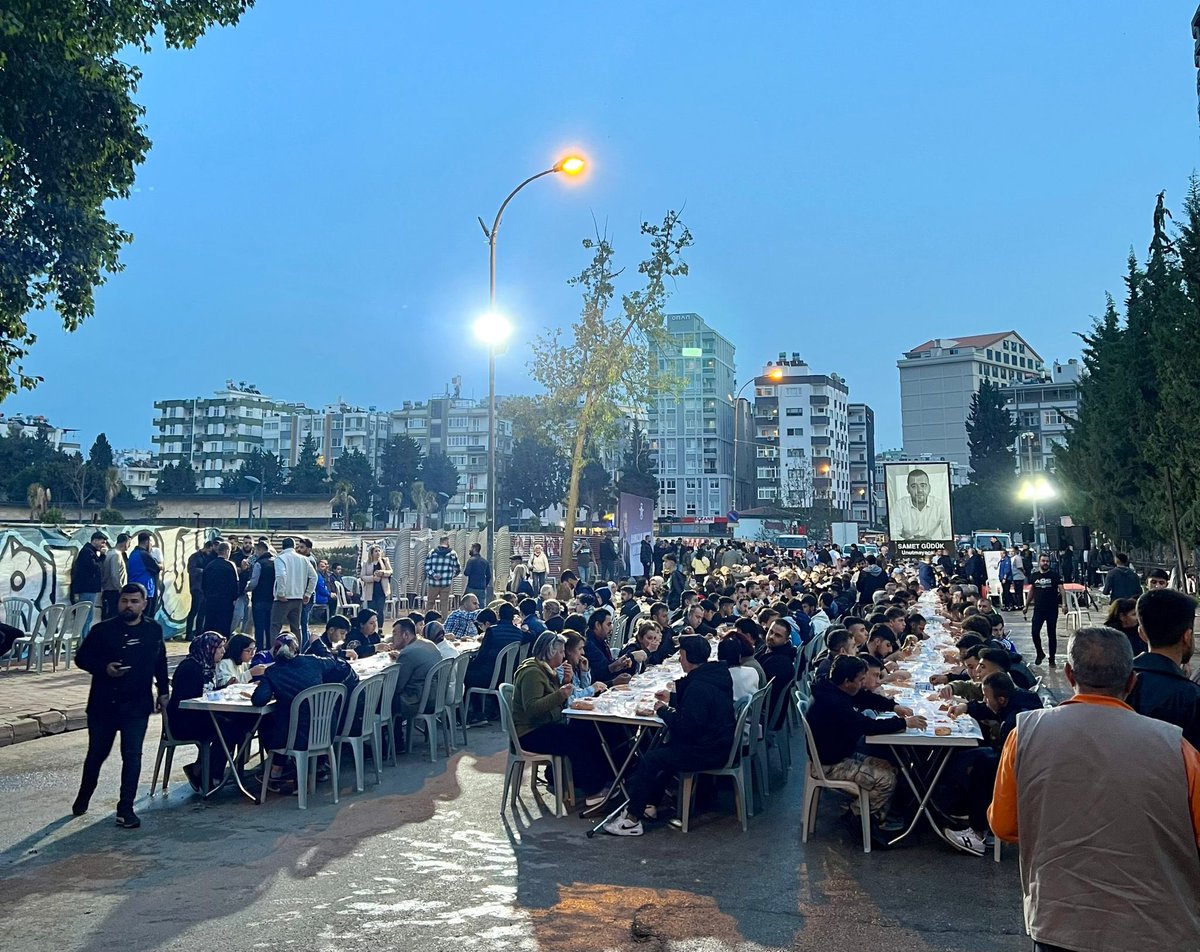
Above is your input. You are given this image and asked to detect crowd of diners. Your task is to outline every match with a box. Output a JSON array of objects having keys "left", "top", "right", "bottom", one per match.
[{"left": 147, "top": 536, "right": 1198, "bottom": 851}]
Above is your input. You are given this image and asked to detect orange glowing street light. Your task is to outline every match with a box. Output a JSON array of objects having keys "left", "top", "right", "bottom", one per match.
[{"left": 556, "top": 155, "right": 586, "bottom": 176}]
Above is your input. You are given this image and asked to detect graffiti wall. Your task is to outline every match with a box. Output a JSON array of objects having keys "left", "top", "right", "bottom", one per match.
[{"left": 0, "top": 525, "right": 211, "bottom": 638}]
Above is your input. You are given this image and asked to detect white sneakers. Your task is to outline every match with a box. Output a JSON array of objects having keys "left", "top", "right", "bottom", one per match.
[
  {"left": 944, "top": 826, "right": 987, "bottom": 856},
  {"left": 603, "top": 813, "right": 644, "bottom": 836},
  {"left": 583, "top": 786, "right": 612, "bottom": 808}
]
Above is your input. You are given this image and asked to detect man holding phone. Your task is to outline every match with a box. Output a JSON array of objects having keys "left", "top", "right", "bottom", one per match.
[{"left": 73, "top": 583, "right": 169, "bottom": 829}]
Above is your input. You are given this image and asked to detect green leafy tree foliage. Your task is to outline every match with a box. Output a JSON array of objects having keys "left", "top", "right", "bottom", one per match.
[
  {"left": 952, "top": 380, "right": 1020, "bottom": 534},
  {"left": 332, "top": 448, "right": 374, "bottom": 518},
  {"left": 285, "top": 434, "right": 327, "bottom": 494},
  {"left": 615, "top": 421, "right": 658, "bottom": 502},
  {"left": 155, "top": 461, "right": 197, "bottom": 496},
  {"left": 87, "top": 433, "right": 114, "bottom": 473},
  {"left": 0, "top": 2, "right": 255, "bottom": 398},
  {"left": 528, "top": 212, "right": 691, "bottom": 565},
  {"left": 377, "top": 435, "right": 423, "bottom": 508},
  {"left": 420, "top": 451, "right": 460, "bottom": 517},
  {"left": 221, "top": 448, "right": 283, "bottom": 495},
  {"left": 502, "top": 434, "right": 570, "bottom": 518},
  {"left": 0, "top": 428, "right": 72, "bottom": 503},
  {"left": 1057, "top": 182, "right": 1200, "bottom": 576},
  {"left": 578, "top": 456, "right": 615, "bottom": 525}
]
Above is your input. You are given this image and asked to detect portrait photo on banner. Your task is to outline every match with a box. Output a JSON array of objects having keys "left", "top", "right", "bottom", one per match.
[{"left": 884, "top": 461, "right": 954, "bottom": 557}]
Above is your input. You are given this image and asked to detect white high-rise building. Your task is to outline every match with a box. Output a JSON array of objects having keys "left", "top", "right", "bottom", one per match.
[
  {"left": 899, "top": 331, "right": 1044, "bottom": 469},
  {"left": 751, "top": 354, "right": 851, "bottom": 515}
]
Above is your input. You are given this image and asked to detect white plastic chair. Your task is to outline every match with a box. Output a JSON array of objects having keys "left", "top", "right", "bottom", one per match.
[
  {"left": 677, "top": 690, "right": 761, "bottom": 832},
  {"left": 763, "top": 678, "right": 794, "bottom": 776},
  {"left": 1, "top": 596, "right": 35, "bottom": 632},
  {"left": 7, "top": 604, "right": 66, "bottom": 673},
  {"left": 404, "top": 657, "right": 455, "bottom": 761},
  {"left": 798, "top": 704, "right": 872, "bottom": 853},
  {"left": 378, "top": 664, "right": 403, "bottom": 767},
  {"left": 448, "top": 651, "right": 474, "bottom": 746},
  {"left": 743, "top": 681, "right": 774, "bottom": 811},
  {"left": 335, "top": 674, "right": 386, "bottom": 792},
  {"left": 149, "top": 710, "right": 211, "bottom": 796},
  {"left": 1063, "top": 589, "right": 1092, "bottom": 630},
  {"left": 464, "top": 640, "right": 521, "bottom": 727},
  {"left": 259, "top": 682, "right": 346, "bottom": 809},
  {"left": 53, "top": 602, "right": 92, "bottom": 671},
  {"left": 497, "top": 683, "right": 575, "bottom": 817}
]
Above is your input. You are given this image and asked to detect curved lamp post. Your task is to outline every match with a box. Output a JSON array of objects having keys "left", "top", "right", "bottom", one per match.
[{"left": 475, "top": 154, "right": 586, "bottom": 564}]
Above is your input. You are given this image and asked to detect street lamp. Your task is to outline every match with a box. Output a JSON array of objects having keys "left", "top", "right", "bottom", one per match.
[
  {"left": 1018, "top": 475, "right": 1056, "bottom": 549},
  {"left": 732, "top": 368, "right": 783, "bottom": 511},
  {"left": 475, "top": 153, "right": 587, "bottom": 565}
]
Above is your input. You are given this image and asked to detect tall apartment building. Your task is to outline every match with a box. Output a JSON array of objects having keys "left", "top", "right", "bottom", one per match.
[
  {"left": 1003, "top": 359, "right": 1081, "bottom": 475},
  {"left": 751, "top": 354, "right": 851, "bottom": 515},
  {"left": 261, "top": 403, "right": 392, "bottom": 472},
  {"left": 0, "top": 414, "right": 81, "bottom": 454},
  {"left": 899, "top": 331, "right": 1044, "bottom": 469},
  {"left": 152, "top": 382, "right": 297, "bottom": 490},
  {"left": 847, "top": 403, "right": 877, "bottom": 525},
  {"left": 648, "top": 313, "right": 737, "bottom": 519}
]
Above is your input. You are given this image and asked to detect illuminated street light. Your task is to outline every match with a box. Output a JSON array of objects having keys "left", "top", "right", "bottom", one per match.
[
  {"left": 1018, "top": 475, "right": 1056, "bottom": 548},
  {"left": 476, "top": 154, "right": 587, "bottom": 564}
]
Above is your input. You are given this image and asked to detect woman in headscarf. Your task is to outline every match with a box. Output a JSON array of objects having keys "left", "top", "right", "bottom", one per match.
[{"left": 166, "top": 631, "right": 231, "bottom": 793}]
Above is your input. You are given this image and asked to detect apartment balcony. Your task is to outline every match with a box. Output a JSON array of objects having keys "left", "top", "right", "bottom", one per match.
[
  {"left": 810, "top": 396, "right": 829, "bottom": 408},
  {"left": 813, "top": 476, "right": 832, "bottom": 490},
  {"left": 810, "top": 415, "right": 829, "bottom": 427},
  {"left": 812, "top": 435, "right": 831, "bottom": 448}
]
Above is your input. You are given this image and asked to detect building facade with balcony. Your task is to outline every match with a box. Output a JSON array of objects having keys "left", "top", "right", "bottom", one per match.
[
  {"left": 751, "top": 354, "right": 851, "bottom": 515},
  {"left": 899, "top": 331, "right": 1044, "bottom": 469},
  {"left": 648, "top": 313, "right": 738, "bottom": 519},
  {"left": 0, "top": 414, "right": 81, "bottom": 454},
  {"left": 116, "top": 449, "right": 159, "bottom": 500},
  {"left": 848, "top": 403, "right": 877, "bottom": 525},
  {"left": 152, "top": 382, "right": 298, "bottom": 491},
  {"left": 1003, "top": 359, "right": 1081, "bottom": 475}
]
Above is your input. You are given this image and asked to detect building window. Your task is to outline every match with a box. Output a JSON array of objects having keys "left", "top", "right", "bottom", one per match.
[{"left": 785, "top": 407, "right": 803, "bottom": 417}]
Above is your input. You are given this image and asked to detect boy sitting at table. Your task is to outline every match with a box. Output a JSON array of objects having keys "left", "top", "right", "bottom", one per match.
[
  {"left": 806, "top": 655, "right": 927, "bottom": 843},
  {"left": 942, "top": 672, "right": 1042, "bottom": 856}
]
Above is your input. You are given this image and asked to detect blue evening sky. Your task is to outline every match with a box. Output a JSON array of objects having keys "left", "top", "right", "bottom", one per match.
[{"left": 5, "top": 2, "right": 1198, "bottom": 452}]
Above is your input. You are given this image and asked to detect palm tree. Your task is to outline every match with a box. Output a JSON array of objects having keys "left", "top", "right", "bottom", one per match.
[
  {"left": 104, "top": 467, "right": 123, "bottom": 508},
  {"left": 331, "top": 481, "right": 356, "bottom": 531},
  {"left": 26, "top": 482, "right": 49, "bottom": 522}
]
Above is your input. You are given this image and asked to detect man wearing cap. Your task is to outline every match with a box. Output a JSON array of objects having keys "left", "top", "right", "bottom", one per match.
[{"left": 101, "top": 532, "right": 130, "bottom": 621}]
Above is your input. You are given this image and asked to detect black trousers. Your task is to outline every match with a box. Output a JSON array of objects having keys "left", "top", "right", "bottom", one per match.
[
  {"left": 186, "top": 591, "right": 206, "bottom": 637},
  {"left": 1030, "top": 607, "right": 1059, "bottom": 661},
  {"left": 252, "top": 600, "right": 272, "bottom": 651},
  {"left": 77, "top": 712, "right": 149, "bottom": 814},
  {"left": 626, "top": 744, "right": 725, "bottom": 819},
  {"left": 102, "top": 591, "right": 121, "bottom": 622},
  {"left": 205, "top": 600, "right": 234, "bottom": 639},
  {"left": 519, "top": 721, "right": 608, "bottom": 794},
  {"left": 1034, "top": 943, "right": 1077, "bottom": 952}
]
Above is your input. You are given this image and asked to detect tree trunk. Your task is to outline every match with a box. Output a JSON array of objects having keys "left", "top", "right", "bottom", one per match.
[
  {"left": 561, "top": 393, "right": 596, "bottom": 573},
  {"left": 1163, "top": 463, "right": 1188, "bottom": 588}
]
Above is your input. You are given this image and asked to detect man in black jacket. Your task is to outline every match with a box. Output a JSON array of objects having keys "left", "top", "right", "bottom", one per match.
[
  {"left": 605, "top": 637, "right": 735, "bottom": 836},
  {"left": 201, "top": 541, "right": 240, "bottom": 638},
  {"left": 1127, "top": 588, "right": 1200, "bottom": 747},
  {"left": 639, "top": 535, "right": 654, "bottom": 583},
  {"left": 70, "top": 531, "right": 107, "bottom": 607},
  {"left": 185, "top": 539, "right": 215, "bottom": 639},
  {"left": 72, "top": 583, "right": 168, "bottom": 828},
  {"left": 806, "top": 656, "right": 924, "bottom": 834}
]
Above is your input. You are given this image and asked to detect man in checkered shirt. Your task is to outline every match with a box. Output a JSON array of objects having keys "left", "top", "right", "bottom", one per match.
[
  {"left": 443, "top": 593, "right": 481, "bottom": 639},
  {"left": 424, "top": 535, "right": 462, "bottom": 615}
]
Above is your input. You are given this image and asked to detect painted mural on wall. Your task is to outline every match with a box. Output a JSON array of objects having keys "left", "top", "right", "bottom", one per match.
[{"left": 0, "top": 525, "right": 209, "bottom": 637}]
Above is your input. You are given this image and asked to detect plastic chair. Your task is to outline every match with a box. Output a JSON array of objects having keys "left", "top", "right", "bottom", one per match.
[
  {"left": 464, "top": 641, "right": 521, "bottom": 727},
  {"left": 259, "top": 683, "right": 346, "bottom": 809},
  {"left": 677, "top": 692, "right": 760, "bottom": 832},
  {"left": 378, "top": 664, "right": 403, "bottom": 766},
  {"left": 335, "top": 674, "right": 386, "bottom": 792},
  {"left": 497, "top": 683, "right": 575, "bottom": 817},
  {"left": 448, "top": 651, "right": 474, "bottom": 745},
  {"left": 798, "top": 704, "right": 872, "bottom": 853},
  {"left": 1, "top": 596, "right": 35, "bottom": 632},
  {"left": 7, "top": 604, "right": 66, "bottom": 673},
  {"left": 149, "top": 710, "right": 210, "bottom": 796},
  {"left": 1063, "top": 589, "right": 1092, "bottom": 630},
  {"left": 404, "top": 657, "right": 455, "bottom": 761},
  {"left": 53, "top": 602, "right": 91, "bottom": 671},
  {"left": 763, "top": 678, "right": 794, "bottom": 776},
  {"left": 741, "top": 681, "right": 773, "bottom": 811}
]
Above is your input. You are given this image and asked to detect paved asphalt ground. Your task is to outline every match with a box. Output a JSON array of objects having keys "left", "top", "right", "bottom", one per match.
[{"left": 0, "top": 610, "right": 1064, "bottom": 952}]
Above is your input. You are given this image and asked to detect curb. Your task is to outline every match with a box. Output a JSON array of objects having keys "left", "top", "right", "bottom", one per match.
[{"left": 0, "top": 706, "right": 89, "bottom": 748}]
